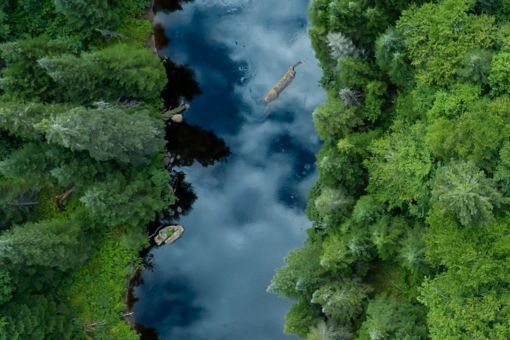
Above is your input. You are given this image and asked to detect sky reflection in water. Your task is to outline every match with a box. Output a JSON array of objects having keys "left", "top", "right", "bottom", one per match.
[{"left": 134, "top": 1, "right": 325, "bottom": 339}]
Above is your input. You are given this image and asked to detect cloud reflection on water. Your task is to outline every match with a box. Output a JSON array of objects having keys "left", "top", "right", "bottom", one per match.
[{"left": 135, "top": 1, "right": 325, "bottom": 339}]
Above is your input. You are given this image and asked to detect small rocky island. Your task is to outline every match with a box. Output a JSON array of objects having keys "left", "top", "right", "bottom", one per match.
[{"left": 154, "top": 225, "right": 185, "bottom": 246}]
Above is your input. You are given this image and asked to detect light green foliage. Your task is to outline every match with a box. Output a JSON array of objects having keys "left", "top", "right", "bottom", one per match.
[
  {"left": 430, "top": 161, "right": 502, "bottom": 227},
  {"left": 366, "top": 125, "right": 432, "bottom": 214},
  {"left": 321, "top": 222, "right": 372, "bottom": 270},
  {"left": 38, "top": 44, "right": 166, "bottom": 105},
  {"left": 489, "top": 52, "right": 510, "bottom": 95},
  {"left": 268, "top": 233, "right": 329, "bottom": 299},
  {"left": 358, "top": 294, "right": 427, "bottom": 340},
  {"left": 425, "top": 96, "right": 510, "bottom": 170},
  {"left": 274, "top": 0, "right": 510, "bottom": 338},
  {"left": 38, "top": 106, "right": 165, "bottom": 165},
  {"left": 421, "top": 218, "right": 510, "bottom": 339},
  {"left": 363, "top": 80, "right": 388, "bottom": 122},
  {"left": 426, "top": 83, "right": 482, "bottom": 120},
  {"left": 284, "top": 301, "right": 322, "bottom": 338},
  {"left": 312, "top": 93, "right": 358, "bottom": 140},
  {"left": 398, "top": 0, "right": 496, "bottom": 86},
  {"left": 118, "top": 19, "right": 153, "bottom": 48},
  {"left": 66, "top": 230, "right": 144, "bottom": 340},
  {"left": 314, "top": 187, "right": 353, "bottom": 217}
]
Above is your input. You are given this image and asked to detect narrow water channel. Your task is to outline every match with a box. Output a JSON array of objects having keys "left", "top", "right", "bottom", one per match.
[{"left": 134, "top": 1, "right": 326, "bottom": 339}]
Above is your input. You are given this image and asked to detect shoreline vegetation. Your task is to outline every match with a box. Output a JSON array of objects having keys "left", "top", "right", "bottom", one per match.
[
  {"left": 0, "top": 0, "right": 182, "bottom": 338},
  {"left": 270, "top": 0, "right": 510, "bottom": 339}
]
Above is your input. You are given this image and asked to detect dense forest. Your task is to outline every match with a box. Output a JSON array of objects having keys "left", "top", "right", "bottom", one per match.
[
  {"left": 0, "top": 1, "right": 177, "bottom": 338},
  {"left": 270, "top": 0, "right": 510, "bottom": 339}
]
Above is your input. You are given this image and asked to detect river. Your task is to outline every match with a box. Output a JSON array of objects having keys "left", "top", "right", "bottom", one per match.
[{"left": 133, "top": 1, "right": 326, "bottom": 339}]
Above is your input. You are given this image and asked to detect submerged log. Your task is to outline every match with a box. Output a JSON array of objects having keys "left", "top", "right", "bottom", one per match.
[
  {"left": 264, "top": 61, "right": 303, "bottom": 104},
  {"left": 154, "top": 225, "right": 185, "bottom": 246},
  {"left": 161, "top": 103, "right": 190, "bottom": 122}
]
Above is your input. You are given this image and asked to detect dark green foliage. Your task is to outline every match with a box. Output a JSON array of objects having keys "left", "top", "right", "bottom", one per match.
[
  {"left": 80, "top": 168, "right": 170, "bottom": 228},
  {"left": 0, "top": 102, "right": 67, "bottom": 140},
  {"left": 38, "top": 44, "right": 166, "bottom": 105},
  {"left": 458, "top": 49, "right": 493, "bottom": 85},
  {"left": 375, "top": 27, "right": 413, "bottom": 87},
  {"left": 0, "top": 219, "right": 90, "bottom": 270},
  {"left": 0, "top": 37, "right": 71, "bottom": 102},
  {"left": 54, "top": 0, "right": 146, "bottom": 32},
  {"left": 0, "top": 0, "right": 172, "bottom": 338},
  {"left": 38, "top": 106, "right": 165, "bottom": 165},
  {"left": 0, "top": 295, "right": 79, "bottom": 339},
  {"left": 0, "top": 269, "right": 13, "bottom": 305}
]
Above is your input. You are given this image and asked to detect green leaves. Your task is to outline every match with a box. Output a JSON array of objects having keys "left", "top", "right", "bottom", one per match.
[
  {"left": 489, "top": 52, "right": 510, "bottom": 96},
  {"left": 420, "top": 219, "right": 510, "bottom": 339},
  {"left": 0, "top": 218, "right": 90, "bottom": 270},
  {"left": 278, "top": 1, "right": 510, "bottom": 338},
  {"left": 310, "top": 278, "right": 372, "bottom": 323},
  {"left": 38, "top": 44, "right": 166, "bottom": 105},
  {"left": 366, "top": 125, "right": 432, "bottom": 214},
  {"left": 358, "top": 294, "right": 427, "bottom": 340},
  {"left": 80, "top": 169, "right": 169, "bottom": 228},
  {"left": 398, "top": 0, "right": 496, "bottom": 87},
  {"left": 54, "top": 0, "right": 146, "bottom": 31},
  {"left": 38, "top": 106, "right": 164, "bottom": 165},
  {"left": 431, "top": 161, "right": 502, "bottom": 227}
]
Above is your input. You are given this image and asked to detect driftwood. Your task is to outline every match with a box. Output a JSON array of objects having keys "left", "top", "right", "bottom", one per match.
[
  {"left": 264, "top": 61, "right": 303, "bottom": 104},
  {"left": 161, "top": 103, "right": 190, "bottom": 122}
]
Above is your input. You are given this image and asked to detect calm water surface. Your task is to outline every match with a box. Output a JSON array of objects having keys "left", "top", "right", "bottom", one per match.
[{"left": 134, "top": 1, "right": 325, "bottom": 339}]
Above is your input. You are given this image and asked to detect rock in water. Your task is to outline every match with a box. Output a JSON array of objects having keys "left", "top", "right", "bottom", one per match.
[{"left": 171, "top": 114, "right": 184, "bottom": 123}]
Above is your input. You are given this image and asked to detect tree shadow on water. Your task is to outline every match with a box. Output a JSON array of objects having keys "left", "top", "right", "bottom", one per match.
[{"left": 153, "top": 0, "right": 195, "bottom": 13}]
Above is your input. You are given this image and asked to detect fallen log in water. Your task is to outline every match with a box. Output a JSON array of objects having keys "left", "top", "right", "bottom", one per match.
[{"left": 264, "top": 61, "right": 303, "bottom": 105}]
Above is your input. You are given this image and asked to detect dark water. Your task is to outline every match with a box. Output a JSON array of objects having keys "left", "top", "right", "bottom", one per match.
[{"left": 134, "top": 1, "right": 325, "bottom": 339}]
